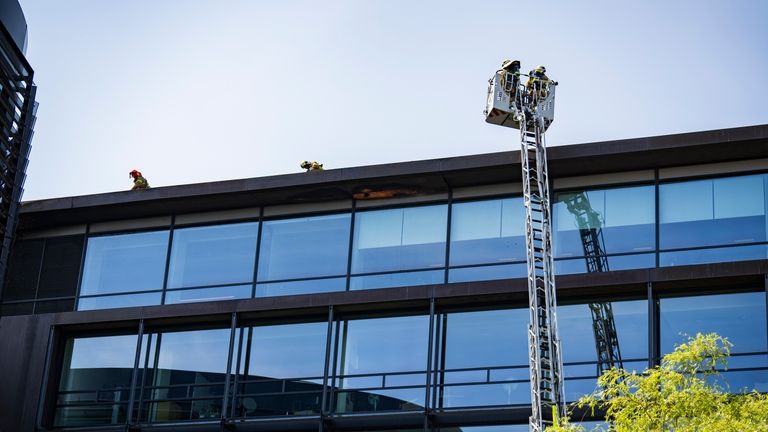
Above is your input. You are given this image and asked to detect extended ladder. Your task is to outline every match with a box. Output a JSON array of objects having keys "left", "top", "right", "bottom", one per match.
[
  {"left": 520, "top": 117, "right": 566, "bottom": 431},
  {"left": 485, "top": 65, "right": 564, "bottom": 431}
]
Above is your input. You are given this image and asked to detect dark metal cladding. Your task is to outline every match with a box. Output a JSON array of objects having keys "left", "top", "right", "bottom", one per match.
[{"left": 0, "top": 1, "right": 35, "bottom": 308}]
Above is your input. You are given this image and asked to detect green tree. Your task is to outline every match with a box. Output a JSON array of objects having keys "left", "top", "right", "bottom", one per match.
[{"left": 548, "top": 333, "right": 768, "bottom": 432}]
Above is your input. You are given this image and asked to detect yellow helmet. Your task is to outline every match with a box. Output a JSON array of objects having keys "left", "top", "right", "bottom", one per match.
[
  {"left": 502, "top": 59, "right": 520, "bottom": 70},
  {"left": 535, "top": 65, "right": 546, "bottom": 73}
]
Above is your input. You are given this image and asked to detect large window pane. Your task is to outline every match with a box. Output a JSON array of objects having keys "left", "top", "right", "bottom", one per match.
[
  {"left": 77, "top": 292, "right": 162, "bottom": 310},
  {"left": 236, "top": 322, "right": 327, "bottom": 417},
  {"left": 257, "top": 214, "right": 350, "bottom": 281},
  {"left": 660, "top": 292, "right": 767, "bottom": 356},
  {"left": 559, "top": 300, "right": 648, "bottom": 364},
  {"left": 55, "top": 335, "right": 138, "bottom": 427},
  {"left": 334, "top": 315, "right": 428, "bottom": 413},
  {"left": 352, "top": 205, "right": 447, "bottom": 274},
  {"left": 559, "top": 300, "right": 648, "bottom": 401},
  {"left": 80, "top": 231, "right": 170, "bottom": 296},
  {"left": 167, "top": 222, "right": 258, "bottom": 288},
  {"left": 141, "top": 328, "right": 231, "bottom": 423},
  {"left": 255, "top": 277, "right": 346, "bottom": 297},
  {"left": 660, "top": 292, "right": 768, "bottom": 394},
  {"left": 554, "top": 186, "right": 655, "bottom": 258},
  {"left": 450, "top": 198, "right": 525, "bottom": 266},
  {"left": 660, "top": 174, "right": 767, "bottom": 250},
  {"left": 440, "top": 309, "right": 530, "bottom": 408}
]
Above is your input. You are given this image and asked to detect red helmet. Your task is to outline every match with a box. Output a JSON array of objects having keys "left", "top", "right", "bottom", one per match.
[{"left": 129, "top": 169, "right": 142, "bottom": 178}]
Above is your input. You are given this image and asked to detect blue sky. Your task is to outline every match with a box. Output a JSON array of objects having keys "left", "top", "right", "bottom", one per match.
[{"left": 18, "top": 0, "right": 768, "bottom": 200}]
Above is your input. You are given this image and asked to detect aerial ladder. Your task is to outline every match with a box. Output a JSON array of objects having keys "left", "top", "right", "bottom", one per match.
[
  {"left": 561, "top": 193, "right": 623, "bottom": 375},
  {"left": 485, "top": 65, "right": 565, "bottom": 431}
]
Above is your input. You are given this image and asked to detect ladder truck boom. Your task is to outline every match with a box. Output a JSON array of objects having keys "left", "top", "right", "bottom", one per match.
[{"left": 485, "top": 64, "right": 565, "bottom": 431}]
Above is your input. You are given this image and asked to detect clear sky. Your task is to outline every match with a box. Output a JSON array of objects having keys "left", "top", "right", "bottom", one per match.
[{"left": 17, "top": 0, "right": 768, "bottom": 200}]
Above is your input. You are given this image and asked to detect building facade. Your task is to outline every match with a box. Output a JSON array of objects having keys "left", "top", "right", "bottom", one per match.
[
  {"left": 0, "top": 125, "right": 766, "bottom": 431},
  {"left": 0, "top": 0, "right": 36, "bottom": 305}
]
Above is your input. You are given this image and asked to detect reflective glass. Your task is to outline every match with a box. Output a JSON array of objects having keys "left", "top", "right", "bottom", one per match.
[
  {"left": 554, "top": 253, "right": 655, "bottom": 275},
  {"left": 660, "top": 292, "right": 767, "bottom": 355},
  {"left": 55, "top": 335, "right": 138, "bottom": 427},
  {"left": 439, "top": 309, "right": 530, "bottom": 408},
  {"left": 167, "top": 222, "right": 258, "bottom": 288},
  {"left": 352, "top": 205, "right": 447, "bottom": 274},
  {"left": 164, "top": 285, "right": 252, "bottom": 304},
  {"left": 80, "top": 231, "right": 169, "bottom": 296},
  {"left": 444, "top": 309, "right": 529, "bottom": 369},
  {"left": 237, "top": 322, "right": 327, "bottom": 417},
  {"left": 660, "top": 245, "right": 768, "bottom": 267},
  {"left": 450, "top": 198, "right": 525, "bottom": 266},
  {"left": 141, "top": 328, "right": 231, "bottom": 423},
  {"left": 255, "top": 277, "right": 346, "bottom": 297},
  {"left": 448, "top": 263, "right": 526, "bottom": 283},
  {"left": 335, "top": 315, "right": 428, "bottom": 413},
  {"left": 660, "top": 174, "right": 767, "bottom": 249},
  {"left": 77, "top": 292, "right": 162, "bottom": 310},
  {"left": 554, "top": 186, "right": 655, "bottom": 258},
  {"left": 257, "top": 214, "right": 350, "bottom": 281},
  {"left": 349, "top": 270, "right": 443, "bottom": 290},
  {"left": 559, "top": 300, "right": 648, "bottom": 364}
]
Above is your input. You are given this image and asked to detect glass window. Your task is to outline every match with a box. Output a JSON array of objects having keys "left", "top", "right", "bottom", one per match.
[
  {"left": 167, "top": 222, "right": 258, "bottom": 288},
  {"left": 80, "top": 231, "right": 170, "bottom": 296},
  {"left": 37, "top": 236, "right": 85, "bottom": 299},
  {"left": 255, "top": 277, "right": 346, "bottom": 297},
  {"left": 555, "top": 253, "right": 655, "bottom": 275},
  {"left": 55, "top": 334, "right": 138, "bottom": 427},
  {"left": 352, "top": 205, "right": 447, "bottom": 274},
  {"left": 140, "top": 328, "right": 231, "bottom": 423},
  {"left": 559, "top": 300, "right": 648, "bottom": 401},
  {"left": 450, "top": 198, "right": 526, "bottom": 266},
  {"left": 559, "top": 300, "right": 648, "bottom": 364},
  {"left": 448, "top": 263, "right": 526, "bottom": 283},
  {"left": 77, "top": 292, "right": 162, "bottom": 311},
  {"left": 334, "top": 315, "right": 429, "bottom": 413},
  {"left": 257, "top": 214, "right": 350, "bottom": 281},
  {"left": 164, "top": 285, "right": 252, "bottom": 304},
  {"left": 440, "top": 309, "right": 530, "bottom": 408},
  {"left": 349, "top": 270, "right": 443, "bottom": 291},
  {"left": 554, "top": 186, "right": 655, "bottom": 258},
  {"left": 3, "top": 239, "right": 44, "bottom": 301},
  {"left": 660, "top": 292, "right": 767, "bottom": 357},
  {"left": 660, "top": 174, "right": 767, "bottom": 250},
  {"left": 236, "top": 322, "right": 327, "bottom": 417}
]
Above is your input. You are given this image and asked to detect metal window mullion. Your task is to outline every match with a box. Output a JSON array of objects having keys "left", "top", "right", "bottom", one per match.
[
  {"left": 320, "top": 305, "right": 334, "bottom": 415},
  {"left": 345, "top": 203, "right": 357, "bottom": 291},
  {"left": 424, "top": 299, "right": 435, "bottom": 411},
  {"left": 126, "top": 319, "right": 145, "bottom": 425},
  {"left": 73, "top": 224, "right": 91, "bottom": 311},
  {"left": 648, "top": 282, "right": 659, "bottom": 367},
  {"left": 230, "top": 323, "right": 245, "bottom": 418},
  {"left": 160, "top": 215, "right": 176, "bottom": 304},
  {"left": 655, "top": 169, "right": 660, "bottom": 268},
  {"left": 221, "top": 312, "right": 237, "bottom": 421},
  {"left": 443, "top": 191, "right": 453, "bottom": 285},
  {"left": 136, "top": 333, "right": 153, "bottom": 423},
  {"left": 251, "top": 207, "right": 264, "bottom": 298}
]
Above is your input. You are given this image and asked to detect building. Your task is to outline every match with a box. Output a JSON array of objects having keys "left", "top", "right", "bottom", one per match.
[
  {"left": 0, "top": 0, "right": 36, "bottom": 306},
  {"left": 0, "top": 124, "right": 766, "bottom": 432}
]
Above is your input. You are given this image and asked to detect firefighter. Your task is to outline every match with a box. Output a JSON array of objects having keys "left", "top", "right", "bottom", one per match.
[
  {"left": 499, "top": 59, "right": 521, "bottom": 100},
  {"left": 300, "top": 161, "right": 324, "bottom": 172},
  {"left": 129, "top": 169, "right": 150, "bottom": 190},
  {"left": 526, "top": 65, "right": 557, "bottom": 103}
]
